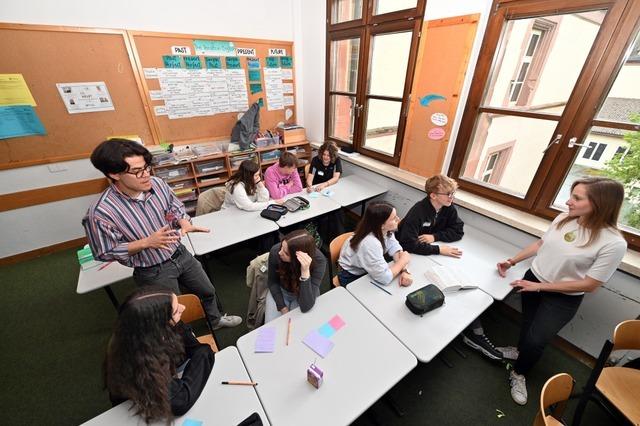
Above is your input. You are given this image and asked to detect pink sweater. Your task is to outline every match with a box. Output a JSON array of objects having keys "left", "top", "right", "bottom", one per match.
[{"left": 264, "top": 163, "right": 302, "bottom": 199}]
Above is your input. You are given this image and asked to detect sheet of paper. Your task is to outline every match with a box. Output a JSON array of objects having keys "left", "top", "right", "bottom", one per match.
[
  {"left": 194, "top": 39, "right": 235, "bottom": 56},
  {"left": 154, "top": 105, "right": 168, "bottom": 116},
  {"left": 282, "top": 83, "right": 294, "bottom": 94},
  {"left": 255, "top": 326, "right": 276, "bottom": 353},
  {"left": 250, "top": 83, "right": 262, "bottom": 94},
  {"left": 0, "top": 105, "right": 46, "bottom": 140},
  {"left": 0, "top": 74, "right": 37, "bottom": 106},
  {"left": 143, "top": 68, "right": 158, "bottom": 79},
  {"left": 283, "top": 95, "right": 295, "bottom": 106},
  {"left": 303, "top": 330, "right": 335, "bottom": 358},
  {"left": 226, "top": 69, "right": 249, "bottom": 112},
  {"left": 247, "top": 57, "right": 261, "bottom": 69},
  {"left": 318, "top": 323, "right": 336, "bottom": 338},
  {"left": 248, "top": 70, "right": 261, "bottom": 82},
  {"left": 263, "top": 68, "right": 284, "bottom": 111},
  {"left": 56, "top": 82, "right": 115, "bottom": 114},
  {"left": 328, "top": 314, "right": 346, "bottom": 331},
  {"left": 281, "top": 69, "right": 294, "bottom": 80}
]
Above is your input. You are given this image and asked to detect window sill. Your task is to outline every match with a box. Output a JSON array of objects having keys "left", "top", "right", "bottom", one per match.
[{"left": 322, "top": 145, "right": 640, "bottom": 278}]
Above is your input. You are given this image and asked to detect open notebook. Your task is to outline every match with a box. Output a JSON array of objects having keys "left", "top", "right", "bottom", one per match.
[{"left": 424, "top": 264, "right": 478, "bottom": 292}]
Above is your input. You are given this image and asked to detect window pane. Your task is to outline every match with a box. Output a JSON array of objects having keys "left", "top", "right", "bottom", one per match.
[
  {"left": 369, "top": 31, "right": 412, "bottom": 98},
  {"left": 363, "top": 98, "right": 401, "bottom": 156},
  {"left": 552, "top": 125, "right": 639, "bottom": 235},
  {"left": 461, "top": 113, "right": 557, "bottom": 197},
  {"left": 330, "top": 38, "right": 360, "bottom": 93},
  {"left": 374, "top": 0, "right": 417, "bottom": 15},
  {"left": 595, "top": 32, "right": 640, "bottom": 124},
  {"left": 329, "top": 95, "right": 356, "bottom": 143},
  {"left": 483, "top": 11, "right": 605, "bottom": 112},
  {"left": 331, "top": 0, "right": 363, "bottom": 24}
]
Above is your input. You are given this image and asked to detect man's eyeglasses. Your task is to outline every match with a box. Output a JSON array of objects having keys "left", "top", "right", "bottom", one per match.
[
  {"left": 124, "top": 165, "right": 152, "bottom": 178},
  {"left": 435, "top": 191, "right": 456, "bottom": 198}
]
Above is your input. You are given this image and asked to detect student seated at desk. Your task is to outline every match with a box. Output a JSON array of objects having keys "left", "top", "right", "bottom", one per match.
[
  {"left": 223, "top": 159, "right": 282, "bottom": 211},
  {"left": 265, "top": 230, "right": 327, "bottom": 322},
  {"left": 105, "top": 286, "right": 215, "bottom": 423},
  {"left": 306, "top": 141, "right": 342, "bottom": 192},
  {"left": 264, "top": 151, "right": 303, "bottom": 199},
  {"left": 396, "top": 174, "right": 463, "bottom": 257},
  {"left": 337, "top": 201, "right": 413, "bottom": 287}
]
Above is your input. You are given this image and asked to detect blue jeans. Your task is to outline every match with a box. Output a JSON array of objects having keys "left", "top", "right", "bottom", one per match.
[
  {"left": 265, "top": 288, "right": 299, "bottom": 323},
  {"left": 337, "top": 269, "right": 365, "bottom": 287}
]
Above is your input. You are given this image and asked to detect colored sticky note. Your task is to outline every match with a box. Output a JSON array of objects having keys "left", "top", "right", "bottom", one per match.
[
  {"left": 163, "top": 55, "right": 182, "bottom": 68},
  {"left": 182, "top": 419, "right": 203, "bottom": 426},
  {"left": 225, "top": 57, "right": 241, "bottom": 69},
  {"left": 247, "top": 57, "right": 261, "bottom": 69},
  {"left": 257, "top": 97, "right": 264, "bottom": 107},
  {"left": 255, "top": 326, "right": 276, "bottom": 353},
  {"left": 308, "top": 191, "right": 320, "bottom": 199},
  {"left": 318, "top": 323, "right": 336, "bottom": 338},
  {"left": 303, "top": 330, "right": 335, "bottom": 358},
  {"left": 266, "top": 57, "right": 280, "bottom": 68},
  {"left": 184, "top": 56, "right": 202, "bottom": 69},
  {"left": 0, "top": 106, "right": 46, "bottom": 140},
  {"left": 248, "top": 70, "right": 261, "bottom": 82},
  {"left": 250, "top": 83, "right": 262, "bottom": 94},
  {"left": 328, "top": 315, "right": 346, "bottom": 331},
  {"left": 280, "top": 56, "right": 293, "bottom": 68},
  {"left": 0, "top": 74, "right": 37, "bottom": 106},
  {"left": 205, "top": 57, "right": 222, "bottom": 69},
  {"left": 321, "top": 189, "right": 334, "bottom": 197}
]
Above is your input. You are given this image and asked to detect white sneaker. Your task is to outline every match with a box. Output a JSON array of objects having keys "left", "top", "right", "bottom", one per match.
[
  {"left": 509, "top": 370, "right": 528, "bottom": 405},
  {"left": 497, "top": 346, "right": 519, "bottom": 361},
  {"left": 213, "top": 314, "right": 242, "bottom": 330}
]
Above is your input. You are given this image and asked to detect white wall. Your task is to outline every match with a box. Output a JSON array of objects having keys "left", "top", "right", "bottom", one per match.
[{"left": 0, "top": 0, "right": 299, "bottom": 258}]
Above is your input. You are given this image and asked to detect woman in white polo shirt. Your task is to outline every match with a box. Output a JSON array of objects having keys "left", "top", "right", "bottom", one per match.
[{"left": 496, "top": 177, "right": 627, "bottom": 406}]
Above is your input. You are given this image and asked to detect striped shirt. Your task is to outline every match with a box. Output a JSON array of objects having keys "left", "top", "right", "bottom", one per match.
[{"left": 82, "top": 176, "right": 189, "bottom": 268}]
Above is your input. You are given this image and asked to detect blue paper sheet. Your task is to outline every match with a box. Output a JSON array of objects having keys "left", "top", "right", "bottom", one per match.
[
  {"left": 0, "top": 106, "right": 46, "bottom": 140},
  {"left": 182, "top": 419, "right": 203, "bottom": 426},
  {"left": 318, "top": 323, "right": 336, "bottom": 338}
]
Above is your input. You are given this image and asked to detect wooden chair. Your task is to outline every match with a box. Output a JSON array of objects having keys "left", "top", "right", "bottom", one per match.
[
  {"left": 329, "top": 232, "right": 354, "bottom": 288},
  {"left": 177, "top": 294, "right": 219, "bottom": 352},
  {"left": 195, "top": 186, "right": 226, "bottom": 216},
  {"left": 572, "top": 319, "right": 640, "bottom": 425},
  {"left": 533, "top": 373, "right": 574, "bottom": 426}
]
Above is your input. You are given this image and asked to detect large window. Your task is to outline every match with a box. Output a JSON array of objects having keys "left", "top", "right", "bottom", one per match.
[
  {"left": 325, "top": 0, "right": 425, "bottom": 165},
  {"left": 450, "top": 0, "right": 640, "bottom": 249}
]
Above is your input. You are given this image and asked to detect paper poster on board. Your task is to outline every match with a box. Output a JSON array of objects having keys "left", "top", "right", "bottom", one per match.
[
  {"left": 56, "top": 82, "right": 115, "bottom": 114},
  {"left": 0, "top": 74, "right": 37, "bottom": 106}
]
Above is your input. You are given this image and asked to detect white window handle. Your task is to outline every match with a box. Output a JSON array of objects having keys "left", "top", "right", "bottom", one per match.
[
  {"left": 542, "top": 134, "right": 562, "bottom": 153},
  {"left": 568, "top": 137, "right": 587, "bottom": 148}
]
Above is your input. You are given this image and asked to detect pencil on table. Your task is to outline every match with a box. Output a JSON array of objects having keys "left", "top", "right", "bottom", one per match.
[
  {"left": 286, "top": 317, "right": 292, "bottom": 346},
  {"left": 221, "top": 381, "right": 258, "bottom": 386}
]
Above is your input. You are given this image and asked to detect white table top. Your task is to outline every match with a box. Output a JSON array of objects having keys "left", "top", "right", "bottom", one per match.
[
  {"left": 237, "top": 287, "right": 417, "bottom": 426},
  {"left": 82, "top": 346, "right": 269, "bottom": 426},
  {"left": 328, "top": 175, "right": 388, "bottom": 207},
  {"left": 275, "top": 190, "right": 341, "bottom": 228},
  {"left": 76, "top": 236, "right": 194, "bottom": 294},
  {"left": 188, "top": 206, "right": 279, "bottom": 256},
  {"left": 346, "top": 254, "right": 494, "bottom": 363},
  {"left": 427, "top": 225, "right": 532, "bottom": 300}
]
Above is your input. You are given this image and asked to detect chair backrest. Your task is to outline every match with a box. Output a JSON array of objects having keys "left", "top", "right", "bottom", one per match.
[
  {"left": 304, "top": 162, "right": 311, "bottom": 181},
  {"left": 195, "top": 186, "right": 227, "bottom": 216},
  {"left": 535, "top": 373, "right": 573, "bottom": 426},
  {"left": 612, "top": 319, "right": 640, "bottom": 351},
  {"left": 177, "top": 294, "right": 206, "bottom": 324},
  {"left": 330, "top": 232, "right": 354, "bottom": 265}
]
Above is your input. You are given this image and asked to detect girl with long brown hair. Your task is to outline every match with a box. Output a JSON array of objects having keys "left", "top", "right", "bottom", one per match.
[
  {"left": 104, "top": 286, "right": 215, "bottom": 422},
  {"left": 223, "top": 159, "right": 282, "bottom": 211},
  {"left": 495, "top": 177, "right": 627, "bottom": 406},
  {"left": 265, "top": 230, "right": 327, "bottom": 322}
]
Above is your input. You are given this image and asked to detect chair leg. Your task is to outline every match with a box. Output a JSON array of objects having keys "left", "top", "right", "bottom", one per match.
[{"left": 571, "top": 339, "right": 614, "bottom": 426}]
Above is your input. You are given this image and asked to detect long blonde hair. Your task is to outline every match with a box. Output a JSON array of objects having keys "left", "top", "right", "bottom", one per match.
[{"left": 556, "top": 177, "right": 624, "bottom": 246}]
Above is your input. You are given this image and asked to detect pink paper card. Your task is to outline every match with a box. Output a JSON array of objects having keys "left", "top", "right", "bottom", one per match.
[{"left": 328, "top": 314, "right": 346, "bottom": 331}]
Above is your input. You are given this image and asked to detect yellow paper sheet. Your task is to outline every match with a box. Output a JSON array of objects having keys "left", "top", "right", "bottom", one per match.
[{"left": 0, "top": 74, "right": 37, "bottom": 106}]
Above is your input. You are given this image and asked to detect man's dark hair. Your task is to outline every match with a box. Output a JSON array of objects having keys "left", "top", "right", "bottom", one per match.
[
  {"left": 91, "top": 139, "right": 152, "bottom": 181},
  {"left": 278, "top": 151, "right": 297, "bottom": 168}
]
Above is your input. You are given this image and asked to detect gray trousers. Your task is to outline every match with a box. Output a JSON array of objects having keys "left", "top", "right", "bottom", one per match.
[{"left": 133, "top": 244, "right": 222, "bottom": 324}]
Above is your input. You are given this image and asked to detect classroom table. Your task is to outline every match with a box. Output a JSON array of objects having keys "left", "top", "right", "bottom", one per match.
[
  {"left": 236, "top": 287, "right": 417, "bottom": 426},
  {"left": 81, "top": 346, "right": 269, "bottom": 425},
  {"left": 346, "top": 253, "right": 494, "bottom": 363},
  {"left": 76, "top": 236, "right": 194, "bottom": 308},
  {"left": 427, "top": 225, "right": 532, "bottom": 300},
  {"left": 327, "top": 175, "right": 388, "bottom": 213},
  {"left": 275, "top": 190, "right": 341, "bottom": 228},
  {"left": 187, "top": 205, "right": 279, "bottom": 256}
]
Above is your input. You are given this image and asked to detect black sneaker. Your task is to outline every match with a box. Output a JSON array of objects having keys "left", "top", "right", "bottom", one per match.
[{"left": 462, "top": 331, "right": 503, "bottom": 360}]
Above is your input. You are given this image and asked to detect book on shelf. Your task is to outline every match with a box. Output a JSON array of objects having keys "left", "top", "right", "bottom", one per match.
[{"left": 423, "top": 264, "right": 478, "bottom": 292}]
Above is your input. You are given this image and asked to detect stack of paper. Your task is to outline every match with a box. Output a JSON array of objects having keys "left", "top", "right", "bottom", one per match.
[{"left": 255, "top": 327, "right": 276, "bottom": 353}]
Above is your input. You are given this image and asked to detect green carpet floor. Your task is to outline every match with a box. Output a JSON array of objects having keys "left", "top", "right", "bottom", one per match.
[{"left": 0, "top": 243, "right": 619, "bottom": 425}]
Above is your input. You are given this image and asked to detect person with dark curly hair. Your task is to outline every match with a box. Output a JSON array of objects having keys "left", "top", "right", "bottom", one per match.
[
  {"left": 306, "top": 141, "right": 342, "bottom": 192},
  {"left": 104, "top": 286, "right": 215, "bottom": 423}
]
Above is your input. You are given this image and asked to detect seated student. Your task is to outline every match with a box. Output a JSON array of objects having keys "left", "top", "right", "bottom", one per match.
[
  {"left": 105, "top": 286, "right": 214, "bottom": 423},
  {"left": 338, "top": 201, "right": 413, "bottom": 287},
  {"left": 265, "top": 230, "right": 327, "bottom": 323},
  {"left": 396, "top": 174, "right": 463, "bottom": 257},
  {"left": 223, "top": 159, "right": 282, "bottom": 211},
  {"left": 264, "top": 151, "right": 303, "bottom": 199},
  {"left": 306, "top": 141, "right": 342, "bottom": 192}
]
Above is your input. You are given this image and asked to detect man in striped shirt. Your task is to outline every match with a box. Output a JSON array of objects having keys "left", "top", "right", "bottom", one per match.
[{"left": 82, "top": 139, "right": 241, "bottom": 329}]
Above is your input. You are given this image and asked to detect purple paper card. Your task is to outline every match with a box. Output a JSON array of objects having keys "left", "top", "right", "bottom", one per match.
[
  {"left": 328, "top": 315, "right": 346, "bottom": 331},
  {"left": 255, "top": 326, "right": 276, "bottom": 353},
  {"left": 302, "top": 330, "right": 335, "bottom": 358}
]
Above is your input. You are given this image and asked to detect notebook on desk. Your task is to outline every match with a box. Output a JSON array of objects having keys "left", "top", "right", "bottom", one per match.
[{"left": 424, "top": 265, "right": 478, "bottom": 293}]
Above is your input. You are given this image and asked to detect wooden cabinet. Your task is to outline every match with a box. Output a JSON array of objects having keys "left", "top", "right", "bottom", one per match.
[{"left": 152, "top": 141, "right": 311, "bottom": 214}]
